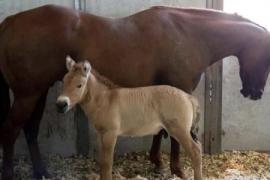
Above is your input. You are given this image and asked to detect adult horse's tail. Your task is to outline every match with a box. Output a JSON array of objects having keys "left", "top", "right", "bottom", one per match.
[
  {"left": 0, "top": 72, "right": 10, "bottom": 129},
  {"left": 0, "top": 18, "right": 11, "bottom": 128}
]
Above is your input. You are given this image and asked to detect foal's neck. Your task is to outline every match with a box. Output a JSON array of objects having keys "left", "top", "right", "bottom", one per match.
[
  {"left": 91, "top": 73, "right": 110, "bottom": 92},
  {"left": 81, "top": 70, "right": 118, "bottom": 106},
  {"left": 79, "top": 74, "right": 110, "bottom": 114}
]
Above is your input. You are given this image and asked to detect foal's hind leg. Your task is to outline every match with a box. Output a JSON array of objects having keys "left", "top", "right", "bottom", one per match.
[
  {"left": 1, "top": 95, "right": 40, "bottom": 180},
  {"left": 23, "top": 91, "right": 50, "bottom": 178},
  {"left": 171, "top": 131, "right": 202, "bottom": 180}
]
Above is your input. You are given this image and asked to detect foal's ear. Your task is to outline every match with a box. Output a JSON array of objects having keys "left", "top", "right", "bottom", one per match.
[
  {"left": 82, "top": 61, "right": 91, "bottom": 77},
  {"left": 66, "top": 55, "right": 75, "bottom": 71}
]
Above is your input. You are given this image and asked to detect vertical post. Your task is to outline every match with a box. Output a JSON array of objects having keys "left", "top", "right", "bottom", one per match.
[
  {"left": 74, "top": 0, "right": 86, "bottom": 11},
  {"left": 73, "top": 0, "right": 89, "bottom": 156},
  {"left": 204, "top": 0, "right": 223, "bottom": 154}
]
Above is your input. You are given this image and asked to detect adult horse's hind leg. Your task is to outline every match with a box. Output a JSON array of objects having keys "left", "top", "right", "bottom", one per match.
[
  {"left": 149, "top": 130, "right": 165, "bottom": 171},
  {"left": 23, "top": 91, "right": 49, "bottom": 178},
  {"left": 1, "top": 95, "right": 40, "bottom": 180},
  {"left": 0, "top": 71, "right": 10, "bottom": 129},
  {"left": 150, "top": 130, "right": 185, "bottom": 178},
  {"left": 170, "top": 137, "right": 185, "bottom": 178}
]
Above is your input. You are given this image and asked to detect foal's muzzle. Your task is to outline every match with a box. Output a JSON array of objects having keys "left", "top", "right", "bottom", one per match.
[{"left": 56, "top": 100, "right": 68, "bottom": 113}]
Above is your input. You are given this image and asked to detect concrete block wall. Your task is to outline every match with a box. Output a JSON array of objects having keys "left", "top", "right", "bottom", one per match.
[{"left": 222, "top": 57, "right": 270, "bottom": 151}]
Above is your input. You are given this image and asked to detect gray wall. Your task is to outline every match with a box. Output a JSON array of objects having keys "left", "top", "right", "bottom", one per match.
[
  {"left": 85, "top": 0, "right": 206, "bottom": 17},
  {"left": 222, "top": 57, "right": 270, "bottom": 151},
  {"left": 0, "top": 0, "right": 206, "bottom": 156}
]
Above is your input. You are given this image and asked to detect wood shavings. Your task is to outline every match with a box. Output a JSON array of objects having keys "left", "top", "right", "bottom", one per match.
[{"left": 0, "top": 151, "right": 270, "bottom": 179}]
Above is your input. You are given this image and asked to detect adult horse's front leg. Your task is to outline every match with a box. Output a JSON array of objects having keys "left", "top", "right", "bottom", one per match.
[
  {"left": 1, "top": 95, "right": 40, "bottom": 180},
  {"left": 23, "top": 92, "right": 50, "bottom": 179}
]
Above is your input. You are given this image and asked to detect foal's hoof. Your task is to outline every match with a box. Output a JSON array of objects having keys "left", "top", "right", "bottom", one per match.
[
  {"left": 33, "top": 170, "right": 51, "bottom": 180},
  {"left": 171, "top": 166, "right": 186, "bottom": 179}
]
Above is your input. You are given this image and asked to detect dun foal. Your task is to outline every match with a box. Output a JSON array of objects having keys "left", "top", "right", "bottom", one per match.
[{"left": 56, "top": 56, "right": 202, "bottom": 180}]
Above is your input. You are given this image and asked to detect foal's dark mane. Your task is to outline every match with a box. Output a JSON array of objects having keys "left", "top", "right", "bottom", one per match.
[{"left": 91, "top": 69, "right": 119, "bottom": 89}]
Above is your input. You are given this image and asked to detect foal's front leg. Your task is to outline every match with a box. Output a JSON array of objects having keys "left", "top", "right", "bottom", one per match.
[{"left": 98, "top": 131, "right": 117, "bottom": 180}]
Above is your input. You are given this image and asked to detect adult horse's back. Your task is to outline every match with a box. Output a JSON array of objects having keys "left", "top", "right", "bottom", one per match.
[{"left": 1, "top": 5, "right": 270, "bottom": 179}]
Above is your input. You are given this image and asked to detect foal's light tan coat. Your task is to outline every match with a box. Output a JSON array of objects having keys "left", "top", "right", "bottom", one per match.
[{"left": 57, "top": 56, "right": 202, "bottom": 180}]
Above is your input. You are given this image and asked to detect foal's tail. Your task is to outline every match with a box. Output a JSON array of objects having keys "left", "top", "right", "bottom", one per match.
[
  {"left": 0, "top": 71, "right": 10, "bottom": 127},
  {"left": 189, "top": 96, "right": 200, "bottom": 142}
]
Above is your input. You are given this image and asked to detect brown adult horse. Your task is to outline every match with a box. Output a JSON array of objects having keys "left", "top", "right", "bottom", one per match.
[{"left": 0, "top": 5, "right": 269, "bottom": 180}]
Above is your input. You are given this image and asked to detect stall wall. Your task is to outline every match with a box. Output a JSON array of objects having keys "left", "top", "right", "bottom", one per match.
[
  {"left": 222, "top": 0, "right": 270, "bottom": 151},
  {"left": 222, "top": 57, "right": 270, "bottom": 151}
]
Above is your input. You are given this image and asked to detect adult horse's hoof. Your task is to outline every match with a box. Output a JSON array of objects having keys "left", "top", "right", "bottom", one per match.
[
  {"left": 170, "top": 166, "right": 186, "bottom": 179},
  {"left": 1, "top": 172, "right": 13, "bottom": 180},
  {"left": 33, "top": 170, "right": 51, "bottom": 180},
  {"left": 2, "top": 176, "right": 13, "bottom": 180},
  {"left": 149, "top": 154, "right": 166, "bottom": 171},
  {"left": 153, "top": 165, "right": 167, "bottom": 174}
]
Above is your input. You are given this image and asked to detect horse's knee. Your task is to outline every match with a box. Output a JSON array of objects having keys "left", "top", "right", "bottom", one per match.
[{"left": 1, "top": 124, "right": 20, "bottom": 145}]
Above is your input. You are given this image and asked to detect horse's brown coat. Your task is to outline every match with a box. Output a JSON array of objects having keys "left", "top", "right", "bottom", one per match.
[{"left": 0, "top": 5, "right": 270, "bottom": 179}]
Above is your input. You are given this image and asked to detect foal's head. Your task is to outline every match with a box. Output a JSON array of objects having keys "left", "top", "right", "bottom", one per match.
[{"left": 56, "top": 56, "right": 91, "bottom": 113}]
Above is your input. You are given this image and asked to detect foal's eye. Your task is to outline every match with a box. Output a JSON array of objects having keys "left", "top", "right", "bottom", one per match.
[{"left": 77, "top": 84, "right": 82, "bottom": 88}]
